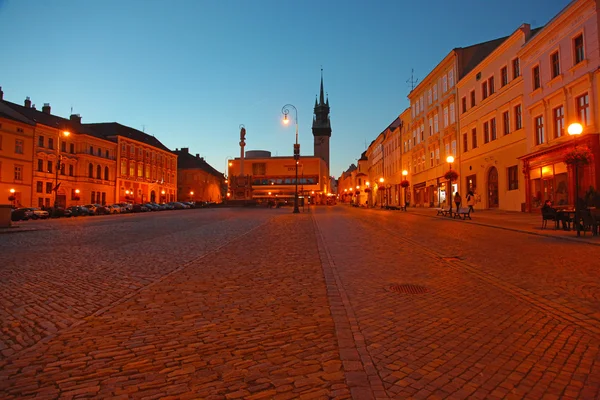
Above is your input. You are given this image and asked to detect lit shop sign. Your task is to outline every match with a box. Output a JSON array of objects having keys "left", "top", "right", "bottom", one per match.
[{"left": 284, "top": 164, "right": 303, "bottom": 171}]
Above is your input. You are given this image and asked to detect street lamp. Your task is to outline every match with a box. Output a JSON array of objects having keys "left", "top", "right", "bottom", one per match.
[
  {"left": 74, "top": 189, "right": 80, "bottom": 205},
  {"left": 190, "top": 191, "right": 194, "bottom": 202},
  {"left": 568, "top": 122, "right": 583, "bottom": 237},
  {"left": 379, "top": 177, "right": 384, "bottom": 208},
  {"left": 161, "top": 189, "right": 166, "bottom": 204},
  {"left": 54, "top": 130, "right": 70, "bottom": 208},
  {"left": 282, "top": 104, "right": 300, "bottom": 214},
  {"left": 446, "top": 156, "right": 455, "bottom": 212},
  {"left": 402, "top": 170, "right": 409, "bottom": 209},
  {"left": 9, "top": 188, "right": 16, "bottom": 208}
]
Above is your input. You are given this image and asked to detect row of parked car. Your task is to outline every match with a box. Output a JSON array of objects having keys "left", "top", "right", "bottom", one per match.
[{"left": 10, "top": 201, "right": 210, "bottom": 221}]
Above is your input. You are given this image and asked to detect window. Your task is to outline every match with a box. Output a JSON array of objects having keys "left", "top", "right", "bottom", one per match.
[
  {"left": 48, "top": 138, "right": 54, "bottom": 149},
  {"left": 503, "top": 111, "right": 510, "bottom": 135},
  {"left": 36, "top": 181, "right": 43, "bottom": 193},
  {"left": 427, "top": 89, "right": 432, "bottom": 105},
  {"left": 15, "top": 139, "right": 23, "bottom": 154},
  {"left": 443, "top": 106, "right": 449, "bottom": 128},
  {"left": 435, "top": 148, "right": 439, "bottom": 162},
  {"left": 535, "top": 115, "right": 545, "bottom": 145},
  {"left": 463, "top": 133, "right": 468, "bottom": 152},
  {"left": 472, "top": 128, "right": 477, "bottom": 149},
  {"left": 70, "top": 143, "right": 75, "bottom": 154},
  {"left": 512, "top": 58, "right": 520, "bottom": 78},
  {"left": 137, "top": 162, "right": 143, "bottom": 177},
  {"left": 445, "top": 143, "right": 450, "bottom": 157},
  {"left": 461, "top": 97, "right": 467, "bottom": 113},
  {"left": 484, "top": 122, "right": 490, "bottom": 144},
  {"left": 514, "top": 105, "right": 522, "bottom": 130},
  {"left": 129, "top": 162, "right": 134, "bottom": 176},
  {"left": 37, "top": 159, "right": 43, "bottom": 172},
  {"left": 428, "top": 118, "right": 433, "bottom": 136},
  {"left": 576, "top": 93, "right": 590, "bottom": 126},
  {"left": 488, "top": 76, "right": 495, "bottom": 95},
  {"left": 419, "top": 96, "right": 424, "bottom": 112},
  {"left": 38, "top": 136, "right": 44, "bottom": 147},
  {"left": 121, "top": 144, "right": 126, "bottom": 154},
  {"left": 105, "top": 166, "right": 109, "bottom": 180},
  {"left": 482, "top": 82, "right": 488, "bottom": 100},
  {"left": 252, "top": 163, "right": 266, "bottom": 175},
  {"left": 433, "top": 84, "right": 438, "bottom": 101},
  {"left": 430, "top": 151, "right": 434, "bottom": 167},
  {"left": 69, "top": 164, "right": 74, "bottom": 176},
  {"left": 470, "top": 90, "right": 476, "bottom": 107},
  {"left": 420, "top": 124, "right": 425, "bottom": 141},
  {"left": 89, "top": 163, "right": 94, "bottom": 178},
  {"left": 451, "top": 140, "right": 456, "bottom": 157},
  {"left": 508, "top": 166, "right": 518, "bottom": 191},
  {"left": 442, "top": 75, "right": 447, "bottom": 93},
  {"left": 61, "top": 163, "right": 65, "bottom": 175},
  {"left": 61, "top": 141, "right": 66, "bottom": 152},
  {"left": 14, "top": 165, "right": 23, "bottom": 180},
  {"left": 533, "top": 66, "right": 540, "bottom": 90},
  {"left": 574, "top": 34, "right": 584, "bottom": 64},
  {"left": 96, "top": 165, "right": 102, "bottom": 179},
  {"left": 46, "top": 182, "right": 52, "bottom": 194},
  {"left": 501, "top": 66, "right": 508, "bottom": 87},
  {"left": 90, "top": 146, "right": 94, "bottom": 155},
  {"left": 553, "top": 106, "right": 564, "bottom": 139},
  {"left": 449, "top": 102, "right": 455, "bottom": 124},
  {"left": 47, "top": 161, "right": 53, "bottom": 173},
  {"left": 98, "top": 148, "right": 102, "bottom": 157},
  {"left": 38, "top": 198, "right": 44, "bottom": 207},
  {"left": 491, "top": 118, "right": 497, "bottom": 141},
  {"left": 448, "top": 69, "right": 454, "bottom": 88},
  {"left": 551, "top": 51, "right": 560, "bottom": 78},
  {"left": 434, "top": 114, "right": 439, "bottom": 133},
  {"left": 105, "top": 150, "right": 109, "bottom": 158}
]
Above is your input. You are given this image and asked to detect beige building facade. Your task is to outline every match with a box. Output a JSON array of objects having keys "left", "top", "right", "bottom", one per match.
[{"left": 458, "top": 25, "right": 539, "bottom": 212}]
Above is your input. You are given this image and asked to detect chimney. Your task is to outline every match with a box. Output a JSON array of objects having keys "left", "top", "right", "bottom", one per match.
[
  {"left": 181, "top": 147, "right": 189, "bottom": 153},
  {"left": 24, "top": 97, "right": 31, "bottom": 108},
  {"left": 0, "top": 87, "right": 3, "bottom": 100},
  {"left": 32, "top": 104, "right": 36, "bottom": 110},
  {"left": 42, "top": 103, "right": 51, "bottom": 114},
  {"left": 196, "top": 153, "right": 200, "bottom": 158},
  {"left": 70, "top": 114, "right": 82, "bottom": 124}
]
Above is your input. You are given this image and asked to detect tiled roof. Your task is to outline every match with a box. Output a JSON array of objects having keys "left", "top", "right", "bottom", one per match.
[
  {"left": 0, "top": 102, "right": 35, "bottom": 125},
  {"left": 85, "top": 122, "right": 171, "bottom": 152},
  {"left": 457, "top": 36, "right": 510, "bottom": 79},
  {"left": 174, "top": 149, "right": 224, "bottom": 178}
]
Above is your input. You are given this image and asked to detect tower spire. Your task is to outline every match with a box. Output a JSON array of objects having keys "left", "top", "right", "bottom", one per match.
[{"left": 319, "top": 67, "right": 325, "bottom": 105}]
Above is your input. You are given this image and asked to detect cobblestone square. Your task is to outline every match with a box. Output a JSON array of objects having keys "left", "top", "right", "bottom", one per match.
[{"left": 1, "top": 206, "right": 599, "bottom": 399}]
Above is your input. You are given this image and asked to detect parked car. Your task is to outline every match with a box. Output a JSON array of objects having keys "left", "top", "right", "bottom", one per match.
[
  {"left": 27, "top": 207, "right": 50, "bottom": 220},
  {"left": 50, "top": 207, "right": 72, "bottom": 218},
  {"left": 132, "top": 204, "right": 149, "bottom": 213},
  {"left": 94, "top": 204, "right": 110, "bottom": 215},
  {"left": 10, "top": 208, "right": 33, "bottom": 221},
  {"left": 107, "top": 204, "right": 121, "bottom": 214},
  {"left": 67, "top": 206, "right": 92, "bottom": 217}
]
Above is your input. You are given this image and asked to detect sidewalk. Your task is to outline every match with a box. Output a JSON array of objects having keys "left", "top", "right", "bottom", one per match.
[{"left": 403, "top": 206, "right": 600, "bottom": 245}]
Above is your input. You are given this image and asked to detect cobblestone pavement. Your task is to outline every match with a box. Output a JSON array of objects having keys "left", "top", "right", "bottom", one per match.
[{"left": 0, "top": 206, "right": 599, "bottom": 399}]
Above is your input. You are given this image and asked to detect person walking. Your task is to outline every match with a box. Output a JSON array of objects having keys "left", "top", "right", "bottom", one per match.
[
  {"left": 454, "top": 192, "right": 462, "bottom": 212},
  {"left": 467, "top": 190, "right": 475, "bottom": 213}
]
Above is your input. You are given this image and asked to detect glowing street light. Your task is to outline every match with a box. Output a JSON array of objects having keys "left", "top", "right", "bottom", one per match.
[
  {"left": 281, "top": 104, "right": 300, "bottom": 214},
  {"left": 53, "top": 130, "right": 71, "bottom": 209},
  {"left": 9, "top": 188, "right": 16, "bottom": 208},
  {"left": 568, "top": 122, "right": 583, "bottom": 237},
  {"left": 402, "top": 169, "right": 409, "bottom": 209},
  {"left": 446, "top": 156, "right": 455, "bottom": 213}
]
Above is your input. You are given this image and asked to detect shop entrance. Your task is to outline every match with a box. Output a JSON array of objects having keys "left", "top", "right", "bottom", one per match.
[{"left": 488, "top": 167, "right": 499, "bottom": 208}]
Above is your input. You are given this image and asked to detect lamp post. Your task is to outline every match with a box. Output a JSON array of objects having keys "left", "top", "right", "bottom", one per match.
[
  {"left": 190, "top": 191, "right": 194, "bottom": 202},
  {"left": 9, "top": 188, "right": 16, "bottom": 208},
  {"left": 402, "top": 170, "right": 408, "bottom": 209},
  {"left": 379, "top": 177, "right": 384, "bottom": 208},
  {"left": 568, "top": 122, "right": 583, "bottom": 237},
  {"left": 282, "top": 104, "right": 300, "bottom": 214},
  {"left": 365, "top": 181, "right": 370, "bottom": 207},
  {"left": 161, "top": 189, "right": 166, "bottom": 204},
  {"left": 74, "top": 189, "right": 80, "bottom": 206},
  {"left": 446, "top": 156, "right": 454, "bottom": 212},
  {"left": 54, "top": 130, "right": 70, "bottom": 208}
]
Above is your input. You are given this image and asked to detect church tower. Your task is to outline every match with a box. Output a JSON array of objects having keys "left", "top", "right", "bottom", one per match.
[{"left": 312, "top": 69, "right": 332, "bottom": 172}]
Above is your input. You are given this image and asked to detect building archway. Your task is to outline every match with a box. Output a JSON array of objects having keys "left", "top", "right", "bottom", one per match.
[
  {"left": 488, "top": 167, "right": 499, "bottom": 208},
  {"left": 150, "top": 190, "right": 156, "bottom": 203}
]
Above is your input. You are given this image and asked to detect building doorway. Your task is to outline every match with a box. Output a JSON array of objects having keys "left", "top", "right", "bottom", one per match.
[
  {"left": 488, "top": 167, "right": 499, "bottom": 208},
  {"left": 150, "top": 190, "right": 156, "bottom": 203}
]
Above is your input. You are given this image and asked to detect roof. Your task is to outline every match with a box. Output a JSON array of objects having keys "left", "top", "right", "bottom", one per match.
[
  {"left": 2, "top": 99, "right": 103, "bottom": 138},
  {"left": 173, "top": 149, "right": 223, "bottom": 178},
  {"left": 457, "top": 36, "right": 510, "bottom": 79},
  {"left": 85, "top": 122, "right": 171, "bottom": 152},
  {"left": 0, "top": 102, "right": 35, "bottom": 125}
]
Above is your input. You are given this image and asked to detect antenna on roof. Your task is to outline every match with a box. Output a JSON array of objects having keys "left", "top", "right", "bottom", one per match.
[
  {"left": 142, "top": 125, "right": 145, "bottom": 133},
  {"left": 407, "top": 69, "right": 419, "bottom": 92},
  {"left": 70, "top": 106, "right": 73, "bottom": 114}
]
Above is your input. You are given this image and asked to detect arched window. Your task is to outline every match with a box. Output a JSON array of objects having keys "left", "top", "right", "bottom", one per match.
[
  {"left": 88, "top": 163, "right": 93, "bottom": 178},
  {"left": 104, "top": 166, "right": 109, "bottom": 180},
  {"left": 96, "top": 165, "right": 101, "bottom": 179}
]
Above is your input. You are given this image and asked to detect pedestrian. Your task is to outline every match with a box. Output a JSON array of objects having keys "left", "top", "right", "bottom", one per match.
[
  {"left": 467, "top": 190, "right": 475, "bottom": 213},
  {"left": 454, "top": 192, "right": 462, "bottom": 211}
]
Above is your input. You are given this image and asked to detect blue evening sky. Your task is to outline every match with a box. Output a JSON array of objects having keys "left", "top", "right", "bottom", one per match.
[{"left": 0, "top": 0, "right": 569, "bottom": 178}]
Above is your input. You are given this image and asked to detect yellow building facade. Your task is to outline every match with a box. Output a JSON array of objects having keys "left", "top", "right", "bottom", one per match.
[
  {"left": 458, "top": 25, "right": 538, "bottom": 211},
  {"left": 227, "top": 152, "right": 329, "bottom": 205},
  {"left": 0, "top": 99, "right": 35, "bottom": 208}
]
